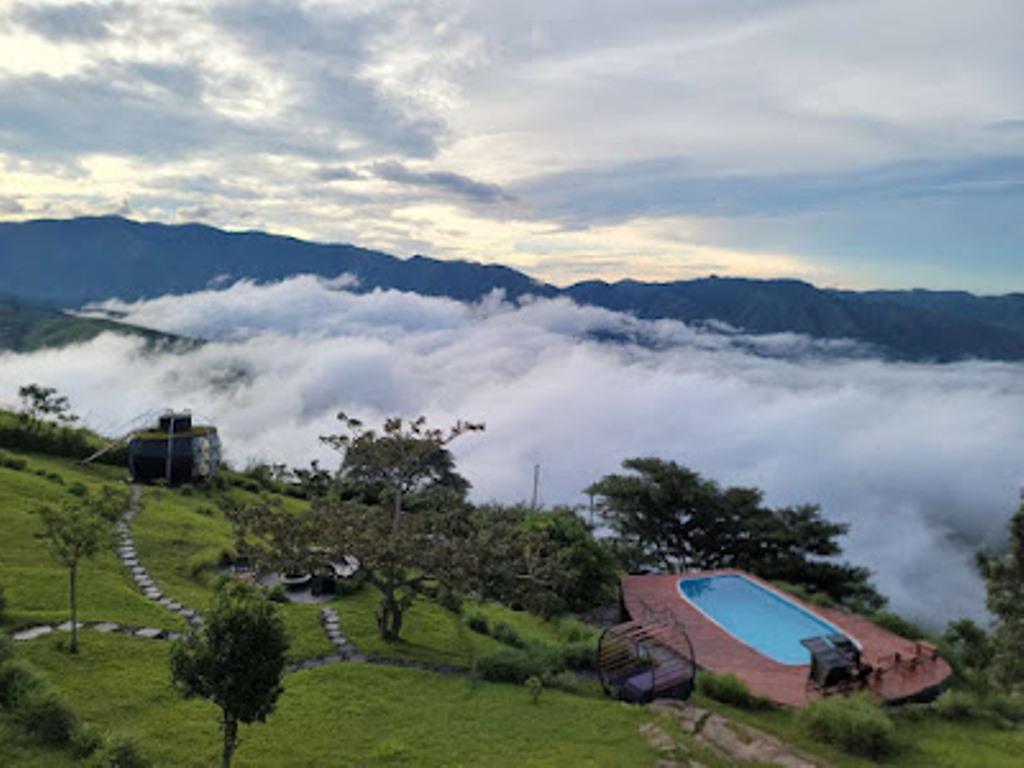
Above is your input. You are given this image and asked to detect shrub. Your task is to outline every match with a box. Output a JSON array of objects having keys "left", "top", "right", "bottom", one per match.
[
  {"left": 987, "top": 692, "right": 1024, "bottom": 725},
  {"left": 91, "top": 737, "right": 151, "bottom": 767},
  {"left": 266, "top": 583, "right": 289, "bottom": 603},
  {"left": 558, "top": 641, "right": 597, "bottom": 672},
  {"left": 935, "top": 689, "right": 984, "bottom": 720},
  {"left": 72, "top": 726, "right": 104, "bottom": 759},
  {"left": 492, "top": 620, "right": 527, "bottom": 649},
  {"left": 0, "top": 659, "right": 43, "bottom": 709},
  {"left": 67, "top": 482, "right": 89, "bottom": 497},
  {"left": 0, "top": 583, "right": 7, "bottom": 624},
  {"left": 474, "top": 648, "right": 547, "bottom": 684},
  {"left": 0, "top": 452, "right": 27, "bottom": 471},
  {"left": 542, "top": 670, "right": 582, "bottom": 694},
  {"left": 464, "top": 611, "right": 489, "bottom": 635},
  {"left": 798, "top": 693, "right": 896, "bottom": 759},
  {"left": 0, "top": 634, "right": 13, "bottom": 665},
  {"left": 436, "top": 586, "right": 463, "bottom": 613},
  {"left": 15, "top": 691, "right": 80, "bottom": 747},
  {"left": 697, "top": 671, "right": 772, "bottom": 710},
  {"left": 871, "top": 611, "right": 928, "bottom": 641},
  {"left": 556, "top": 617, "right": 596, "bottom": 643},
  {"left": 525, "top": 675, "right": 543, "bottom": 704},
  {"left": 46, "top": 471, "right": 65, "bottom": 484}
]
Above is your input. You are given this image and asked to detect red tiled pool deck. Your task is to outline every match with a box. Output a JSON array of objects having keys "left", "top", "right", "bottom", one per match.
[{"left": 621, "top": 570, "right": 953, "bottom": 708}]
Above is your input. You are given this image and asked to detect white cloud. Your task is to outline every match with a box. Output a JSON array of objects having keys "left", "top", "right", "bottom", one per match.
[{"left": 5, "top": 277, "right": 1022, "bottom": 627}]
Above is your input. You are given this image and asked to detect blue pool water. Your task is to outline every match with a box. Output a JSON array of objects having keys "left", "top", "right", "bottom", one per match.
[{"left": 678, "top": 574, "right": 849, "bottom": 665}]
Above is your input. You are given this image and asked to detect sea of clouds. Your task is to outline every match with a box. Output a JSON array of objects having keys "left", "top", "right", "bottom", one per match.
[{"left": 3, "top": 275, "right": 1022, "bottom": 628}]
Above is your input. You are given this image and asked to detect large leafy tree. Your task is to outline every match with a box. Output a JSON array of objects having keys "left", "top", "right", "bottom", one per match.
[
  {"left": 976, "top": 501, "right": 1024, "bottom": 692},
  {"left": 231, "top": 414, "right": 483, "bottom": 641},
  {"left": 472, "top": 504, "right": 617, "bottom": 618},
  {"left": 170, "top": 579, "right": 288, "bottom": 768},
  {"left": 589, "top": 458, "right": 884, "bottom": 611},
  {"left": 318, "top": 413, "right": 483, "bottom": 639},
  {"left": 35, "top": 485, "right": 126, "bottom": 653}
]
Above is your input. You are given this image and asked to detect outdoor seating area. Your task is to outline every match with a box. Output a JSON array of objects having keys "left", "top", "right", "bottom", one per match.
[
  {"left": 800, "top": 634, "right": 873, "bottom": 694},
  {"left": 620, "top": 570, "right": 953, "bottom": 707}
]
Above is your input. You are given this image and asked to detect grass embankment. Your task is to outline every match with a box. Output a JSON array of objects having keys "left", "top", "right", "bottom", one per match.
[
  {"left": 684, "top": 692, "right": 1024, "bottom": 768},
  {"left": 18, "top": 633, "right": 659, "bottom": 767},
  {"left": 0, "top": 454, "right": 183, "bottom": 631}
]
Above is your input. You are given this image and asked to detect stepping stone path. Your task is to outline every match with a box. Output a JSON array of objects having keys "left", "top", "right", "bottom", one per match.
[
  {"left": 319, "top": 607, "right": 367, "bottom": 662},
  {"left": 116, "top": 484, "right": 204, "bottom": 629}
]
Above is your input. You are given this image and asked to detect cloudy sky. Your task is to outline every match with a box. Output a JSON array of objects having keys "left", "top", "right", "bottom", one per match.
[{"left": 1, "top": 0, "right": 1023, "bottom": 291}]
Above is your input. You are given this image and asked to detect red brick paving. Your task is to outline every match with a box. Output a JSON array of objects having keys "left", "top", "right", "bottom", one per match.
[{"left": 621, "top": 569, "right": 952, "bottom": 708}]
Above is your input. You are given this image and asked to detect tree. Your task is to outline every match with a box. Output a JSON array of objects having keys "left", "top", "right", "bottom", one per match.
[
  {"left": 170, "top": 579, "right": 288, "bottom": 768},
  {"left": 976, "top": 500, "right": 1024, "bottom": 692},
  {"left": 35, "top": 485, "right": 126, "bottom": 653},
  {"left": 588, "top": 458, "right": 884, "bottom": 611},
  {"left": 18, "top": 384, "right": 78, "bottom": 431},
  {"left": 322, "top": 414, "right": 484, "bottom": 639},
  {"left": 472, "top": 504, "right": 618, "bottom": 618}
]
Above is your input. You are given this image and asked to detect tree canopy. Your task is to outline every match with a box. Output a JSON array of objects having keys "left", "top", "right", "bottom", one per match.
[
  {"left": 588, "top": 458, "right": 884, "bottom": 612},
  {"left": 976, "top": 501, "right": 1024, "bottom": 692}
]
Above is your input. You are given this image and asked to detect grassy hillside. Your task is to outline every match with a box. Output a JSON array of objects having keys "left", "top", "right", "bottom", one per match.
[
  {"left": 2, "top": 442, "right": 1023, "bottom": 766},
  {"left": 0, "top": 299, "right": 189, "bottom": 353}
]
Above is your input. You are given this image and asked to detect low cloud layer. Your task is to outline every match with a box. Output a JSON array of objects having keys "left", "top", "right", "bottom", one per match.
[{"left": 4, "top": 277, "right": 1022, "bottom": 627}]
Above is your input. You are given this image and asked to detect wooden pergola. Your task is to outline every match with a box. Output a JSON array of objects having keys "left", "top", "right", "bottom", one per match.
[{"left": 598, "top": 602, "right": 696, "bottom": 704}]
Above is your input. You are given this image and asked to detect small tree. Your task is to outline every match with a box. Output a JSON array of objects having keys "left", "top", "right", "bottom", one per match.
[
  {"left": 18, "top": 384, "right": 78, "bottom": 431},
  {"left": 976, "top": 501, "right": 1024, "bottom": 693},
  {"left": 35, "top": 485, "right": 125, "bottom": 653},
  {"left": 170, "top": 579, "right": 288, "bottom": 768}
]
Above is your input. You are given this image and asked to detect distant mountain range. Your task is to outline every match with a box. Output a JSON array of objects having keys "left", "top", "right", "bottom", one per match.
[{"left": 2, "top": 215, "right": 1024, "bottom": 362}]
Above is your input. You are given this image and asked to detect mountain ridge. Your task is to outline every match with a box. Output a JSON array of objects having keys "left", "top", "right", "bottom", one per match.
[{"left": 3, "top": 215, "right": 1024, "bottom": 362}]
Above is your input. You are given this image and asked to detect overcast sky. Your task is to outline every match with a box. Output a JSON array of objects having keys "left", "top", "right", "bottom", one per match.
[{"left": 1, "top": 0, "right": 1022, "bottom": 291}]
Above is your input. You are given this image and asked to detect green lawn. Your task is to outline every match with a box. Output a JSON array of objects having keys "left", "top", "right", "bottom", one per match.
[
  {"left": 0, "top": 457, "right": 184, "bottom": 631},
  {"left": 17, "top": 632, "right": 659, "bottom": 767}
]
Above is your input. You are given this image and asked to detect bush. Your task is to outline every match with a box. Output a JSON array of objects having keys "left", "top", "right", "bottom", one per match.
[
  {"left": 935, "top": 689, "right": 984, "bottom": 720},
  {"left": 871, "top": 611, "right": 928, "bottom": 641},
  {"left": 266, "top": 583, "right": 289, "bottom": 603},
  {"left": 987, "top": 693, "right": 1024, "bottom": 725},
  {"left": 67, "top": 482, "right": 89, "bottom": 497},
  {"left": 0, "top": 583, "right": 7, "bottom": 624},
  {"left": 697, "top": 671, "right": 772, "bottom": 710},
  {"left": 46, "top": 471, "right": 64, "bottom": 485},
  {"left": 798, "top": 694, "right": 896, "bottom": 759},
  {"left": 558, "top": 641, "right": 597, "bottom": 672},
  {"left": 542, "top": 670, "right": 582, "bottom": 694},
  {"left": 492, "top": 620, "right": 527, "bottom": 649},
  {"left": 464, "top": 611, "right": 489, "bottom": 635},
  {"left": 0, "top": 452, "right": 27, "bottom": 471},
  {"left": 525, "top": 675, "right": 543, "bottom": 704},
  {"left": 474, "top": 648, "right": 548, "bottom": 684},
  {"left": 15, "top": 691, "right": 80, "bottom": 747},
  {"left": 556, "top": 617, "right": 596, "bottom": 643},
  {"left": 0, "top": 659, "right": 43, "bottom": 709},
  {"left": 90, "top": 737, "right": 151, "bottom": 767},
  {"left": 0, "top": 634, "right": 13, "bottom": 665}
]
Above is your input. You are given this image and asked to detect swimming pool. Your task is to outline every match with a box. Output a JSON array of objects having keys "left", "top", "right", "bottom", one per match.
[{"left": 678, "top": 573, "right": 852, "bottom": 665}]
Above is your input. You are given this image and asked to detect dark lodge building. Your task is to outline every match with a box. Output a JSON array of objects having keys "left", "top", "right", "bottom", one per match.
[{"left": 128, "top": 412, "right": 221, "bottom": 484}]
